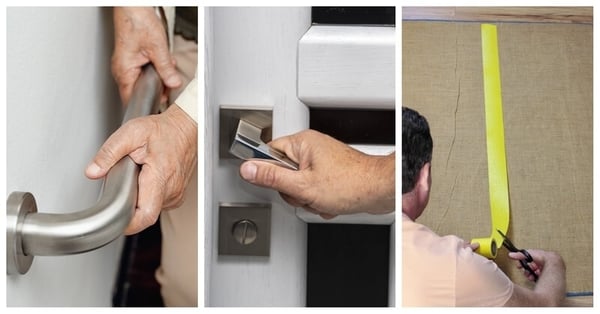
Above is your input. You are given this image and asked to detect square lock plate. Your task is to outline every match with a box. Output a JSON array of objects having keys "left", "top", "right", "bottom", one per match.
[{"left": 218, "top": 203, "right": 271, "bottom": 256}]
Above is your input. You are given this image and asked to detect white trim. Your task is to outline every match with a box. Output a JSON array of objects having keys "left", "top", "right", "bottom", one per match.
[{"left": 298, "top": 25, "right": 395, "bottom": 109}]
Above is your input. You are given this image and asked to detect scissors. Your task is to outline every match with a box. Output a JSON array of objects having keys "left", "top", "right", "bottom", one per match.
[{"left": 497, "top": 229, "right": 539, "bottom": 282}]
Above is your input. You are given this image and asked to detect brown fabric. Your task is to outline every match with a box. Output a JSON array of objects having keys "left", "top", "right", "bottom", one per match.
[
  {"left": 403, "top": 21, "right": 592, "bottom": 293},
  {"left": 156, "top": 166, "right": 198, "bottom": 306}
]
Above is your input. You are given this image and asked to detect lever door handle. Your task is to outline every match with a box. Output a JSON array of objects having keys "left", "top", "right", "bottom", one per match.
[{"left": 229, "top": 119, "right": 299, "bottom": 170}]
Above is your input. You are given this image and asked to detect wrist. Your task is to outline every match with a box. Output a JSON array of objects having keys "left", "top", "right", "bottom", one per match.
[
  {"left": 365, "top": 152, "right": 395, "bottom": 214},
  {"left": 166, "top": 104, "right": 198, "bottom": 145}
]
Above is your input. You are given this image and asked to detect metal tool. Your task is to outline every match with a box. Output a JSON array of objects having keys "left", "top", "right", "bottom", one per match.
[
  {"left": 497, "top": 229, "right": 538, "bottom": 281},
  {"left": 229, "top": 119, "right": 299, "bottom": 170}
]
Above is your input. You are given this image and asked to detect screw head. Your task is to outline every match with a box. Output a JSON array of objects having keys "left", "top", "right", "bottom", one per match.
[{"left": 232, "top": 219, "right": 258, "bottom": 245}]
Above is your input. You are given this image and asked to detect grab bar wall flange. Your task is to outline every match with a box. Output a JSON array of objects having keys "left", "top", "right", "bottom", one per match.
[
  {"left": 6, "top": 64, "right": 163, "bottom": 275},
  {"left": 6, "top": 192, "right": 37, "bottom": 274}
]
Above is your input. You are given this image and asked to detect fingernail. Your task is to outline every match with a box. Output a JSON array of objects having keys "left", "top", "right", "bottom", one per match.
[
  {"left": 240, "top": 162, "right": 257, "bottom": 181},
  {"left": 166, "top": 74, "right": 181, "bottom": 87},
  {"left": 86, "top": 162, "right": 103, "bottom": 177}
]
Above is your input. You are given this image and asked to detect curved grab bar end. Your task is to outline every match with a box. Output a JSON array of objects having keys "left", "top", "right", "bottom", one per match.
[
  {"left": 7, "top": 192, "right": 36, "bottom": 275},
  {"left": 6, "top": 65, "right": 161, "bottom": 275}
]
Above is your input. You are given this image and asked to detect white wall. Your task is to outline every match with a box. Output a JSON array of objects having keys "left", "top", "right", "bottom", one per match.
[
  {"left": 6, "top": 7, "right": 123, "bottom": 306},
  {"left": 205, "top": 7, "right": 311, "bottom": 306}
]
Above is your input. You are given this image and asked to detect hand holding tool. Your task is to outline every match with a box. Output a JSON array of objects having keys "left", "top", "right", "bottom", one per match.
[{"left": 497, "top": 229, "right": 538, "bottom": 282}]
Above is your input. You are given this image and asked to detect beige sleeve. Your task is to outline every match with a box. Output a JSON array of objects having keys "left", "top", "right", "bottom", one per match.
[
  {"left": 160, "top": 7, "right": 176, "bottom": 50},
  {"left": 174, "top": 73, "right": 198, "bottom": 123},
  {"left": 160, "top": 6, "right": 197, "bottom": 122},
  {"left": 455, "top": 246, "right": 514, "bottom": 306}
]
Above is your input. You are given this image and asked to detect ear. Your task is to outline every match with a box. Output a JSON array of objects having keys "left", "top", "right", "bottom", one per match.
[{"left": 415, "top": 162, "right": 431, "bottom": 209}]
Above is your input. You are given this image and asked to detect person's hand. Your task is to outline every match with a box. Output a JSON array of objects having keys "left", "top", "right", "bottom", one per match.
[
  {"left": 112, "top": 7, "right": 182, "bottom": 105},
  {"left": 508, "top": 249, "right": 561, "bottom": 282},
  {"left": 503, "top": 248, "right": 565, "bottom": 306},
  {"left": 464, "top": 241, "right": 480, "bottom": 251},
  {"left": 85, "top": 104, "right": 197, "bottom": 235},
  {"left": 239, "top": 130, "right": 395, "bottom": 218}
]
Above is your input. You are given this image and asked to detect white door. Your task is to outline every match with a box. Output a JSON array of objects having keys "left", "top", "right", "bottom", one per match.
[
  {"left": 205, "top": 7, "right": 311, "bottom": 307},
  {"left": 5, "top": 7, "right": 123, "bottom": 306},
  {"left": 205, "top": 7, "right": 395, "bottom": 306}
]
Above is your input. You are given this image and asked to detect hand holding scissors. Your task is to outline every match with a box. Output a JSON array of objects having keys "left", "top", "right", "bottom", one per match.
[{"left": 497, "top": 229, "right": 539, "bottom": 282}]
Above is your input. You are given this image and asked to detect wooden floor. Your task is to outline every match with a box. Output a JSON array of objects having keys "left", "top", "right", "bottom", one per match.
[
  {"left": 402, "top": 7, "right": 592, "bottom": 24},
  {"left": 562, "top": 295, "right": 593, "bottom": 307}
]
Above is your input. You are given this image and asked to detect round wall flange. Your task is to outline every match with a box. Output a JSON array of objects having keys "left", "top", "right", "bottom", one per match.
[{"left": 6, "top": 191, "right": 37, "bottom": 275}]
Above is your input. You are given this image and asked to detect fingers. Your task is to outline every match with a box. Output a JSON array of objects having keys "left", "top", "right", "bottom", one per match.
[
  {"left": 527, "top": 263, "right": 542, "bottom": 280},
  {"left": 111, "top": 7, "right": 181, "bottom": 104},
  {"left": 124, "top": 165, "right": 163, "bottom": 235},
  {"left": 509, "top": 252, "right": 532, "bottom": 269},
  {"left": 509, "top": 252, "right": 528, "bottom": 270},
  {"left": 279, "top": 192, "right": 336, "bottom": 219},
  {"left": 523, "top": 266, "right": 541, "bottom": 282},
  {"left": 267, "top": 130, "right": 328, "bottom": 166},
  {"left": 319, "top": 213, "right": 337, "bottom": 220},
  {"left": 116, "top": 70, "right": 143, "bottom": 106},
  {"left": 282, "top": 192, "right": 332, "bottom": 220},
  {"left": 148, "top": 47, "right": 182, "bottom": 90},
  {"left": 280, "top": 193, "right": 305, "bottom": 208},
  {"left": 113, "top": 53, "right": 178, "bottom": 106},
  {"left": 142, "top": 20, "right": 181, "bottom": 90},
  {"left": 268, "top": 134, "right": 295, "bottom": 153},
  {"left": 508, "top": 251, "right": 526, "bottom": 261},
  {"left": 240, "top": 161, "right": 307, "bottom": 197},
  {"left": 241, "top": 160, "right": 329, "bottom": 216},
  {"left": 111, "top": 53, "right": 144, "bottom": 104},
  {"left": 85, "top": 121, "right": 148, "bottom": 179},
  {"left": 466, "top": 242, "right": 480, "bottom": 251},
  {"left": 508, "top": 251, "right": 542, "bottom": 281}
]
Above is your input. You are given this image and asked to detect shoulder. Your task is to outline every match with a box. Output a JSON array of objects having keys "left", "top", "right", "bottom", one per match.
[
  {"left": 402, "top": 215, "right": 513, "bottom": 306},
  {"left": 403, "top": 215, "right": 464, "bottom": 255},
  {"left": 454, "top": 246, "right": 514, "bottom": 306},
  {"left": 402, "top": 216, "right": 470, "bottom": 306}
]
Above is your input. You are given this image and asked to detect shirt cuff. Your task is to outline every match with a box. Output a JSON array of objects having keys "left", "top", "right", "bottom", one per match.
[{"left": 174, "top": 77, "right": 197, "bottom": 123}]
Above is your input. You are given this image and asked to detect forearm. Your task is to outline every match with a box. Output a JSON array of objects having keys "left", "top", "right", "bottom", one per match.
[{"left": 364, "top": 152, "right": 395, "bottom": 214}]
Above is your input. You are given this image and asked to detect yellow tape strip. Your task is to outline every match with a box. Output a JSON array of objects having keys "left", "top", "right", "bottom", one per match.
[{"left": 472, "top": 24, "right": 510, "bottom": 259}]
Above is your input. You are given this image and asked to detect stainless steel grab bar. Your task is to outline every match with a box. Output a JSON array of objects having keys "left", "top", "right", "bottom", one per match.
[{"left": 6, "top": 64, "right": 163, "bottom": 275}]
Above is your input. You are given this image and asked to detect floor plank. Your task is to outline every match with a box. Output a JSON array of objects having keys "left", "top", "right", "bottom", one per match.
[{"left": 562, "top": 295, "right": 593, "bottom": 307}]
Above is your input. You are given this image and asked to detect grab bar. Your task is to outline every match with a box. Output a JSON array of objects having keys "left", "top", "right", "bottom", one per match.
[{"left": 6, "top": 64, "right": 163, "bottom": 275}]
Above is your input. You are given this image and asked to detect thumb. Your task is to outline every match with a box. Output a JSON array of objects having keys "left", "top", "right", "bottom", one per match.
[
  {"left": 240, "top": 161, "right": 304, "bottom": 197},
  {"left": 85, "top": 122, "right": 145, "bottom": 179}
]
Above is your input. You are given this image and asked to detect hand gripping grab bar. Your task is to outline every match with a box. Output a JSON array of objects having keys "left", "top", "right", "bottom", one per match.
[{"left": 6, "top": 65, "right": 163, "bottom": 275}]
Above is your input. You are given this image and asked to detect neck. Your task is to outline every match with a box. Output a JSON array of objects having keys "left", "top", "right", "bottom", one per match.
[{"left": 402, "top": 192, "right": 419, "bottom": 221}]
